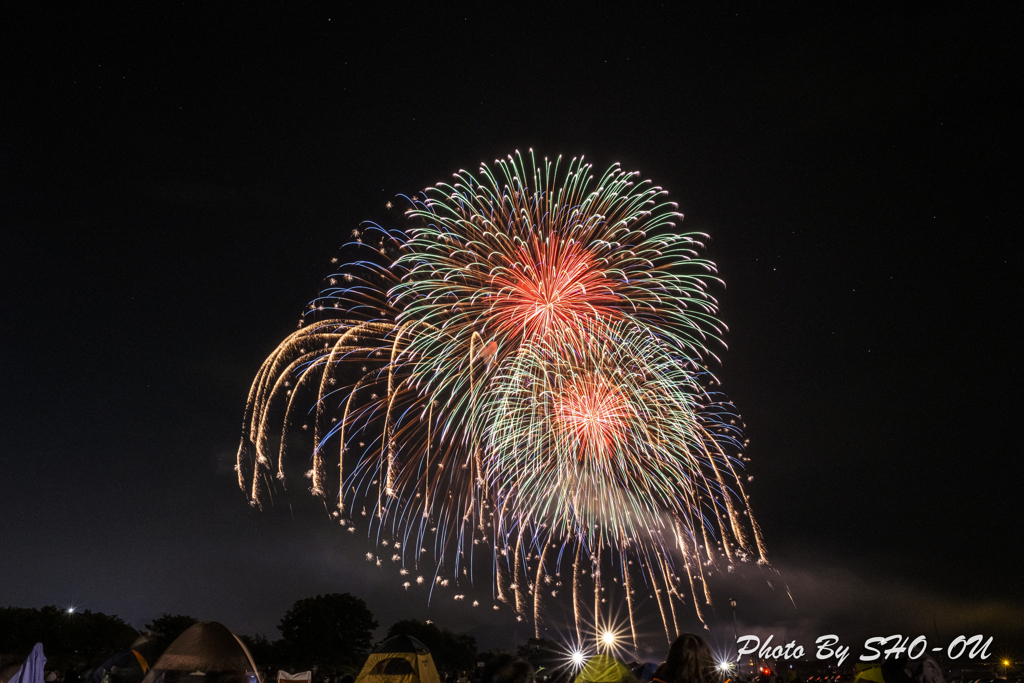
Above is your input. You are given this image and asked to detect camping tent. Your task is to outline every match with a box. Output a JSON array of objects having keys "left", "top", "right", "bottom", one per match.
[
  {"left": 140, "top": 622, "right": 259, "bottom": 683},
  {"left": 89, "top": 636, "right": 153, "bottom": 683},
  {"left": 1, "top": 644, "right": 46, "bottom": 683},
  {"left": 354, "top": 636, "right": 440, "bottom": 683},
  {"left": 632, "top": 663, "right": 658, "bottom": 683},
  {"left": 853, "top": 658, "right": 944, "bottom": 683},
  {"left": 573, "top": 655, "right": 633, "bottom": 683}
]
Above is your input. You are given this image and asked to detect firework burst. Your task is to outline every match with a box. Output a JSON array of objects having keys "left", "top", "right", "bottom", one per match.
[{"left": 236, "top": 151, "right": 767, "bottom": 648}]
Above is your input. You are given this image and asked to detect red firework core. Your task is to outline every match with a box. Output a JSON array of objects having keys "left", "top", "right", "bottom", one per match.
[
  {"left": 489, "top": 240, "right": 620, "bottom": 340},
  {"left": 555, "top": 374, "right": 631, "bottom": 457}
]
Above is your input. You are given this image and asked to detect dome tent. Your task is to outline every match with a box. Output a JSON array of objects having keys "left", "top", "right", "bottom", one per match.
[
  {"left": 88, "top": 635, "right": 154, "bottom": 683},
  {"left": 1, "top": 643, "right": 46, "bottom": 683},
  {"left": 141, "top": 622, "right": 259, "bottom": 683},
  {"left": 354, "top": 636, "right": 440, "bottom": 683},
  {"left": 633, "top": 663, "right": 658, "bottom": 683},
  {"left": 572, "top": 655, "right": 634, "bottom": 683}
]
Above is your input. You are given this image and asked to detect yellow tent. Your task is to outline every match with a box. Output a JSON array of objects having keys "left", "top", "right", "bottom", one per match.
[
  {"left": 355, "top": 636, "right": 440, "bottom": 683},
  {"left": 853, "top": 665, "right": 886, "bottom": 683},
  {"left": 573, "top": 654, "right": 633, "bottom": 683}
]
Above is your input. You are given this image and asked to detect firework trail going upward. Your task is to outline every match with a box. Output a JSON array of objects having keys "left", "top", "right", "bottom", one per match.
[{"left": 236, "top": 151, "right": 767, "bottom": 646}]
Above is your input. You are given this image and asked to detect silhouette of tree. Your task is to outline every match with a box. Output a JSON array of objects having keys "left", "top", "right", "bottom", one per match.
[
  {"left": 0, "top": 606, "right": 139, "bottom": 671},
  {"left": 516, "top": 638, "right": 561, "bottom": 672},
  {"left": 238, "top": 634, "right": 279, "bottom": 671},
  {"left": 279, "top": 594, "right": 377, "bottom": 673}
]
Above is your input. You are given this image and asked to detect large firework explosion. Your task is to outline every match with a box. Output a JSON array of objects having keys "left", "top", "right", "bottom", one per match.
[{"left": 236, "top": 151, "right": 767, "bottom": 647}]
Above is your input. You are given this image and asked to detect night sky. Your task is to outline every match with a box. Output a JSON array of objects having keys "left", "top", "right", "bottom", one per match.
[{"left": 2, "top": 4, "right": 1021, "bottom": 658}]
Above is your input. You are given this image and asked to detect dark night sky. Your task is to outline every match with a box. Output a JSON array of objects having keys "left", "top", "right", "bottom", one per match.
[{"left": 2, "top": 3, "right": 1022, "bottom": 658}]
